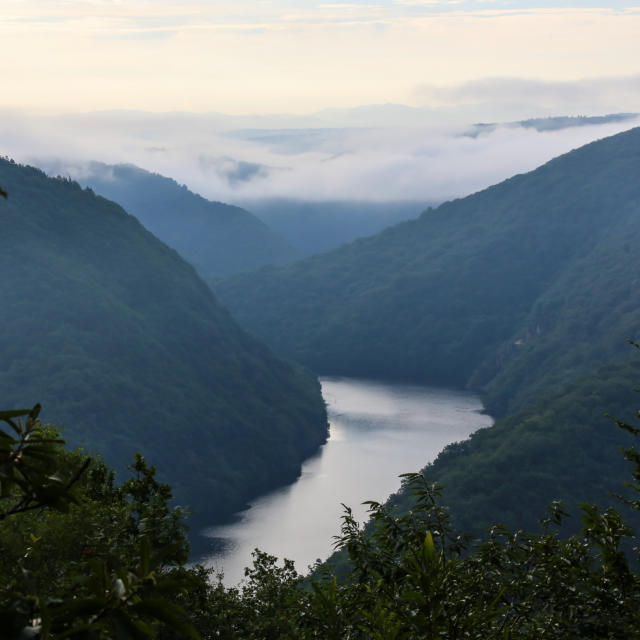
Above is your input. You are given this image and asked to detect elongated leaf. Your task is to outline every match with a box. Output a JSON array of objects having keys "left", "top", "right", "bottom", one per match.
[
  {"left": 28, "top": 404, "right": 41, "bottom": 420},
  {"left": 0, "top": 409, "right": 29, "bottom": 421},
  {"left": 424, "top": 531, "right": 436, "bottom": 561}
]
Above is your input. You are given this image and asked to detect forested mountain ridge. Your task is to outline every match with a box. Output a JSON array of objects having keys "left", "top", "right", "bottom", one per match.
[
  {"left": 0, "top": 157, "right": 328, "bottom": 524},
  {"left": 391, "top": 357, "right": 640, "bottom": 536},
  {"left": 214, "top": 127, "right": 640, "bottom": 412},
  {"left": 45, "top": 161, "right": 298, "bottom": 277},
  {"left": 215, "top": 127, "right": 640, "bottom": 535},
  {"left": 474, "top": 196, "right": 640, "bottom": 414}
]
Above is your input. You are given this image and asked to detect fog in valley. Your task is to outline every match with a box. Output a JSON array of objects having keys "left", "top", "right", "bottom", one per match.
[{"left": 3, "top": 107, "right": 639, "bottom": 213}]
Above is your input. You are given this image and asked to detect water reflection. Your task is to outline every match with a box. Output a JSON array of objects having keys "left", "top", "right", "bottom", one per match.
[{"left": 201, "top": 377, "right": 493, "bottom": 585}]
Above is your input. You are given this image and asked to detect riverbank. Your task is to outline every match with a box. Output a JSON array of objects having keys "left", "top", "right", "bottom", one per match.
[{"left": 200, "top": 376, "right": 493, "bottom": 585}]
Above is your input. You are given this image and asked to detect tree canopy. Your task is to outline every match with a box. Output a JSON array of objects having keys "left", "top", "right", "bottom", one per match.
[{"left": 2, "top": 387, "right": 640, "bottom": 639}]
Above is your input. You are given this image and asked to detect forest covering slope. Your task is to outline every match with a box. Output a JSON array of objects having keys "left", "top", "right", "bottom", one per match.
[
  {"left": 49, "top": 161, "right": 298, "bottom": 277},
  {"left": 215, "top": 127, "right": 640, "bottom": 412},
  {"left": 215, "top": 127, "right": 640, "bottom": 532},
  {"left": 392, "top": 358, "right": 640, "bottom": 535},
  {"left": 0, "top": 158, "right": 327, "bottom": 524}
]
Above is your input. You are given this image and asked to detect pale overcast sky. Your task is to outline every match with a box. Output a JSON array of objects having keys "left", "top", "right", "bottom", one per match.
[{"left": 1, "top": 1, "right": 640, "bottom": 114}]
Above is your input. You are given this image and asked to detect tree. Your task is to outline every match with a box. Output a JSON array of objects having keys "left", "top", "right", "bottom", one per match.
[
  {"left": 3, "top": 376, "right": 640, "bottom": 638},
  {"left": 0, "top": 406, "right": 198, "bottom": 639},
  {"left": 169, "top": 416, "right": 640, "bottom": 639}
]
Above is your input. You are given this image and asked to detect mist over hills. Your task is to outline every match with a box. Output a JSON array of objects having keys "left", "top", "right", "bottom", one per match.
[
  {"left": 0, "top": 158, "right": 327, "bottom": 524},
  {"left": 41, "top": 161, "right": 299, "bottom": 277},
  {"left": 4, "top": 108, "right": 639, "bottom": 207},
  {"left": 40, "top": 159, "right": 423, "bottom": 260},
  {"left": 465, "top": 113, "right": 638, "bottom": 137}
]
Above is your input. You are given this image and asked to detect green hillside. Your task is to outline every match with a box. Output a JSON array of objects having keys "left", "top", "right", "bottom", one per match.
[
  {"left": 473, "top": 201, "right": 640, "bottom": 414},
  {"left": 0, "top": 158, "right": 327, "bottom": 524},
  {"left": 392, "top": 358, "right": 640, "bottom": 536},
  {"left": 51, "top": 161, "right": 299, "bottom": 277},
  {"left": 215, "top": 127, "right": 640, "bottom": 407},
  {"left": 214, "top": 127, "right": 640, "bottom": 534}
]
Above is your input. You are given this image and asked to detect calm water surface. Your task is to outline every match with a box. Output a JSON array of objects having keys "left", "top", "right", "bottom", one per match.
[{"left": 201, "top": 377, "right": 493, "bottom": 585}]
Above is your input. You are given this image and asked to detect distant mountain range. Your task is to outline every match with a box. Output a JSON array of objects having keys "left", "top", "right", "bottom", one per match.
[
  {"left": 0, "top": 158, "right": 327, "bottom": 525},
  {"left": 465, "top": 113, "right": 639, "bottom": 137},
  {"left": 215, "top": 126, "right": 640, "bottom": 532},
  {"left": 46, "top": 107, "right": 639, "bottom": 130},
  {"left": 42, "top": 161, "right": 299, "bottom": 278}
]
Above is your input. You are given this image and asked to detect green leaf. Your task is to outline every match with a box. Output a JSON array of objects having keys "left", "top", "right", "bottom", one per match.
[
  {"left": 0, "top": 409, "right": 31, "bottom": 421},
  {"left": 424, "top": 530, "right": 436, "bottom": 561}
]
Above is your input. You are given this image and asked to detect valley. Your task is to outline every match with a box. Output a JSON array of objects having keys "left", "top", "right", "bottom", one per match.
[
  {"left": 213, "top": 126, "right": 640, "bottom": 535},
  {"left": 4, "top": 1, "right": 640, "bottom": 635},
  {"left": 3, "top": 114, "right": 640, "bottom": 640}
]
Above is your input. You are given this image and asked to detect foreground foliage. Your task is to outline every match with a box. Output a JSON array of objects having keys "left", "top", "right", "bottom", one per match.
[
  {"left": 188, "top": 468, "right": 640, "bottom": 640},
  {"left": 0, "top": 406, "right": 197, "bottom": 638},
  {"left": 2, "top": 395, "right": 640, "bottom": 638}
]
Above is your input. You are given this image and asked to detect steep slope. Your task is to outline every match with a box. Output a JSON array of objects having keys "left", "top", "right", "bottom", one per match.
[
  {"left": 0, "top": 158, "right": 327, "bottom": 524},
  {"left": 49, "top": 161, "right": 298, "bottom": 277},
  {"left": 397, "top": 358, "right": 640, "bottom": 536},
  {"left": 322, "top": 358, "right": 640, "bottom": 578},
  {"left": 215, "top": 127, "right": 640, "bottom": 406},
  {"left": 472, "top": 199, "right": 640, "bottom": 414}
]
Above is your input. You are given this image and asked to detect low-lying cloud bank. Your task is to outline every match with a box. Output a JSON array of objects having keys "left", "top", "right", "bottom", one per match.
[{"left": 1, "top": 107, "right": 638, "bottom": 205}]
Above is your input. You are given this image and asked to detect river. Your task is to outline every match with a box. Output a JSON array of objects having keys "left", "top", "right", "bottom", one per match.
[{"left": 200, "top": 376, "right": 493, "bottom": 585}]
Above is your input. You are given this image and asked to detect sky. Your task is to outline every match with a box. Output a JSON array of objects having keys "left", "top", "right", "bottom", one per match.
[
  {"left": 1, "top": 1, "right": 640, "bottom": 114},
  {"left": 1, "top": 1, "right": 639, "bottom": 204}
]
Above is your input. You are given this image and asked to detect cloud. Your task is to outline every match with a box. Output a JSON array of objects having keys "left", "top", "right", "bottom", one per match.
[
  {"left": 224, "top": 128, "right": 350, "bottom": 155},
  {"left": 2, "top": 106, "right": 639, "bottom": 208},
  {"left": 413, "top": 75, "right": 640, "bottom": 119},
  {"left": 199, "top": 155, "right": 274, "bottom": 186}
]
